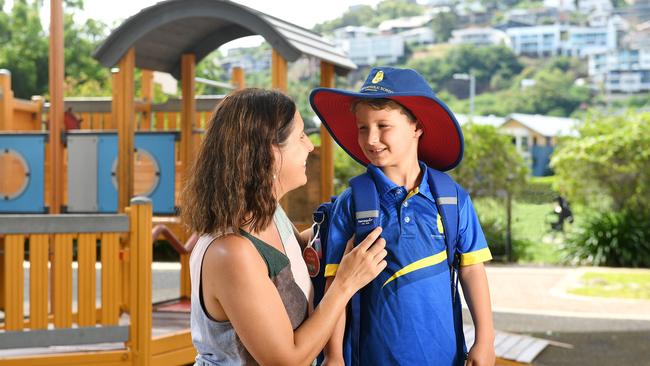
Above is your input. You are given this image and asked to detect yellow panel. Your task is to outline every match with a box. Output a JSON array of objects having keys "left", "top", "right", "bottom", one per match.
[
  {"left": 0, "top": 350, "right": 131, "bottom": 366},
  {"left": 101, "top": 233, "right": 120, "bottom": 325},
  {"left": 151, "top": 347, "right": 197, "bottom": 366},
  {"left": 52, "top": 233, "right": 73, "bottom": 328},
  {"left": 29, "top": 234, "right": 49, "bottom": 329},
  {"left": 151, "top": 331, "right": 192, "bottom": 354},
  {"left": 3, "top": 235, "right": 24, "bottom": 331},
  {"left": 77, "top": 233, "right": 97, "bottom": 326}
]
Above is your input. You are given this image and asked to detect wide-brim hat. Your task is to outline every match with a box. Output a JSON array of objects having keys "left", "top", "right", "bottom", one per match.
[{"left": 309, "top": 67, "right": 464, "bottom": 171}]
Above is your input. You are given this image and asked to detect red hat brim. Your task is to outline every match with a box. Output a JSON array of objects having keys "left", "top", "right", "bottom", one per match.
[{"left": 310, "top": 89, "right": 464, "bottom": 171}]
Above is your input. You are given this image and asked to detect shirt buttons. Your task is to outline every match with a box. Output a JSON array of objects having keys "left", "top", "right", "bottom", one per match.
[
  {"left": 403, "top": 201, "right": 409, "bottom": 207},
  {"left": 404, "top": 216, "right": 411, "bottom": 223}
]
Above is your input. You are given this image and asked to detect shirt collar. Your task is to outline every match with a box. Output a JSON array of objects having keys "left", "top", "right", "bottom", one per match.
[{"left": 366, "top": 161, "right": 436, "bottom": 203}]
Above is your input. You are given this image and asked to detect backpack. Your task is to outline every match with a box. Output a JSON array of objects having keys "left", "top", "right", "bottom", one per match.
[{"left": 308, "top": 166, "right": 464, "bottom": 366}]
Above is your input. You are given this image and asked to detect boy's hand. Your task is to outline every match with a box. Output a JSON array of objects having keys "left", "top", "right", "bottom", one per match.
[{"left": 465, "top": 341, "right": 495, "bottom": 366}]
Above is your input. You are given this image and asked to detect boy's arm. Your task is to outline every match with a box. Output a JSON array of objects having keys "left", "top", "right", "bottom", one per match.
[
  {"left": 459, "top": 263, "right": 495, "bottom": 366},
  {"left": 322, "top": 277, "right": 346, "bottom": 366}
]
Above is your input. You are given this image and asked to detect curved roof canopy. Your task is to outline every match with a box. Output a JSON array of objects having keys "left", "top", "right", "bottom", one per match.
[{"left": 93, "top": 0, "right": 356, "bottom": 78}]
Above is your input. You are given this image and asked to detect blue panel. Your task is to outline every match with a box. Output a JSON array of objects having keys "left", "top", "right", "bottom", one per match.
[
  {"left": 135, "top": 132, "right": 176, "bottom": 214},
  {"left": 95, "top": 132, "right": 177, "bottom": 214},
  {"left": 0, "top": 134, "right": 47, "bottom": 213},
  {"left": 97, "top": 134, "right": 118, "bottom": 212},
  {"left": 531, "top": 146, "right": 554, "bottom": 177}
]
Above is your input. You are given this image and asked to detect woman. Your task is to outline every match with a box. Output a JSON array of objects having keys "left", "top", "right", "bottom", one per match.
[{"left": 183, "top": 88, "right": 387, "bottom": 366}]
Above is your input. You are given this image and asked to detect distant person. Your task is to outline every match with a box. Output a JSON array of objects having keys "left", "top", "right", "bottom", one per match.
[
  {"left": 310, "top": 67, "right": 495, "bottom": 366},
  {"left": 182, "top": 88, "right": 387, "bottom": 366}
]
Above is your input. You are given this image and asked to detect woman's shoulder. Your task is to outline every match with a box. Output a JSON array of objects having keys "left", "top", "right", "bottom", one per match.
[{"left": 203, "top": 233, "right": 265, "bottom": 273}]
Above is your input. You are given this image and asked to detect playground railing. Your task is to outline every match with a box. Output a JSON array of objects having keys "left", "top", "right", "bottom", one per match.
[{"left": 0, "top": 197, "right": 153, "bottom": 366}]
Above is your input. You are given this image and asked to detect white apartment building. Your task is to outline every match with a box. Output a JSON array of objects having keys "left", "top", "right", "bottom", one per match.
[
  {"left": 506, "top": 23, "right": 617, "bottom": 57},
  {"left": 589, "top": 48, "right": 650, "bottom": 93},
  {"left": 450, "top": 27, "right": 510, "bottom": 47},
  {"left": 333, "top": 29, "right": 405, "bottom": 66}
]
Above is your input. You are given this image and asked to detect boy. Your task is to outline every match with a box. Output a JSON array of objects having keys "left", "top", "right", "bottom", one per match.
[{"left": 309, "top": 67, "right": 495, "bottom": 366}]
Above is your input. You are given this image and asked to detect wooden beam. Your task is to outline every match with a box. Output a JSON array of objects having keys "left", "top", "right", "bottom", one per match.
[
  {"left": 141, "top": 69, "right": 153, "bottom": 130},
  {"left": 180, "top": 54, "right": 196, "bottom": 186},
  {"left": 48, "top": 0, "right": 64, "bottom": 214},
  {"left": 115, "top": 48, "right": 135, "bottom": 213},
  {"left": 0, "top": 70, "right": 13, "bottom": 131},
  {"left": 271, "top": 49, "right": 288, "bottom": 93},
  {"left": 319, "top": 61, "right": 335, "bottom": 202},
  {"left": 231, "top": 66, "right": 245, "bottom": 90},
  {"left": 129, "top": 198, "right": 153, "bottom": 366}
]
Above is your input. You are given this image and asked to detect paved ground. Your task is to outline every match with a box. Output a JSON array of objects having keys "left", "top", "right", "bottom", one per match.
[{"left": 470, "top": 265, "right": 650, "bottom": 366}]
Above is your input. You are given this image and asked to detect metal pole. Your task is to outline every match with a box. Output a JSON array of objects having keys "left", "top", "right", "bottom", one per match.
[{"left": 469, "top": 73, "right": 475, "bottom": 121}]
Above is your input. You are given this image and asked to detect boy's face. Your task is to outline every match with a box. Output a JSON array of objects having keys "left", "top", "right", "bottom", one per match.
[{"left": 355, "top": 104, "right": 422, "bottom": 169}]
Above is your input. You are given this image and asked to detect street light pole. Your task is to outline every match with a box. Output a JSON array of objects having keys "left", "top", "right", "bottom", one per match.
[{"left": 453, "top": 72, "right": 476, "bottom": 121}]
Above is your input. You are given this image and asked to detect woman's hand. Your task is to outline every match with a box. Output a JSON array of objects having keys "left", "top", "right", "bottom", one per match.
[{"left": 333, "top": 227, "right": 387, "bottom": 297}]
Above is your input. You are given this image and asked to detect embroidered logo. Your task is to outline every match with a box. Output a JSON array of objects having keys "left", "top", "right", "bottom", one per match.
[{"left": 372, "top": 70, "right": 384, "bottom": 84}]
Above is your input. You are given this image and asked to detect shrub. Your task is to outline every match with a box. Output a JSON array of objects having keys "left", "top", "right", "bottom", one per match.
[{"left": 563, "top": 208, "right": 650, "bottom": 268}]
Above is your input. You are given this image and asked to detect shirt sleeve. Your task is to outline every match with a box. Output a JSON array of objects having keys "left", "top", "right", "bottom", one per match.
[
  {"left": 457, "top": 187, "right": 492, "bottom": 266},
  {"left": 324, "top": 188, "right": 355, "bottom": 277}
]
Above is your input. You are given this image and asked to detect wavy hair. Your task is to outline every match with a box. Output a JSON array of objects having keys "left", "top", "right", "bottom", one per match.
[{"left": 182, "top": 88, "right": 296, "bottom": 235}]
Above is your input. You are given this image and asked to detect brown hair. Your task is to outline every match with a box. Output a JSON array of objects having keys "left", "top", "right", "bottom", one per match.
[
  {"left": 350, "top": 98, "right": 417, "bottom": 122},
  {"left": 181, "top": 88, "right": 296, "bottom": 235}
]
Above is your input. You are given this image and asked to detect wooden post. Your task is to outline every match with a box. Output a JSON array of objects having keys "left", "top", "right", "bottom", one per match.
[
  {"left": 141, "top": 69, "right": 153, "bottom": 130},
  {"left": 48, "top": 0, "right": 64, "bottom": 214},
  {"left": 114, "top": 48, "right": 135, "bottom": 213},
  {"left": 52, "top": 234, "right": 73, "bottom": 328},
  {"left": 271, "top": 49, "right": 288, "bottom": 93},
  {"left": 272, "top": 50, "right": 289, "bottom": 210},
  {"left": 180, "top": 54, "right": 196, "bottom": 185},
  {"left": 2, "top": 235, "right": 24, "bottom": 330},
  {"left": 110, "top": 68, "right": 121, "bottom": 131},
  {"left": 29, "top": 234, "right": 49, "bottom": 329},
  {"left": 129, "top": 197, "right": 153, "bottom": 366},
  {"left": 0, "top": 69, "right": 13, "bottom": 131},
  {"left": 320, "top": 62, "right": 335, "bottom": 202},
  {"left": 231, "top": 66, "right": 245, "bottom": 90}
]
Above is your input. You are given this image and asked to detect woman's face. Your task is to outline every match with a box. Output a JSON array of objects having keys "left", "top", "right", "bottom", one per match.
[{"left": 273, "top": 111, "right": 314, "bottom": 199}]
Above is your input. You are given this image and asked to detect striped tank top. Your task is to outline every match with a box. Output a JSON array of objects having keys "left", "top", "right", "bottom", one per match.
[{"left": 190, "top": 206, "right": 311, "bottom": 365}]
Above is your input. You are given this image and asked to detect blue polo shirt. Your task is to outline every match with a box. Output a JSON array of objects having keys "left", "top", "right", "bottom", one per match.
[{"left": 324, "top": 163, "right": 492, "bottom": 366}]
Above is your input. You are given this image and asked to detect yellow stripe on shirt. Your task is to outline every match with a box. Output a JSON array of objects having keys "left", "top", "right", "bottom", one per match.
[
  {"left": 460, "top": 247, "right": 493, "bottom": 266},
  {"left": 382, "top": 250, "right": 447, "bottom": 287},
  {"left": 324, "top": 264, "right": 339, "bottom": 277}
]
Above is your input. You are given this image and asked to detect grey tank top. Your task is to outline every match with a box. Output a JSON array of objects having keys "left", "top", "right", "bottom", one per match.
[{"left": 190, "top": 209, "right": 309, "bottom": 365}]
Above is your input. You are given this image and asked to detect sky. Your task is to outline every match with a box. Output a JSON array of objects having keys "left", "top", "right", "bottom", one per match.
[{"left": 27, "top": 0, "right": 383, "bottom": 50}]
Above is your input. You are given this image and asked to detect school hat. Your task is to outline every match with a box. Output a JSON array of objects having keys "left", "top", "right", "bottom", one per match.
[{"left": 309, "top": 66, "right": 464, "bottom": 171}]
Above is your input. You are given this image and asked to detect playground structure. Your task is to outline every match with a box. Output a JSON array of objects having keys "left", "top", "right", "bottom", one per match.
[{"left": 0, "top": 0, "right": 354, "bottom": 364}]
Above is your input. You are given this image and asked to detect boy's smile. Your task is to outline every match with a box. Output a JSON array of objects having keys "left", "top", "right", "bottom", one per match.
[{"left": 355, "top": 104, "right": 422, "bottom": 169}]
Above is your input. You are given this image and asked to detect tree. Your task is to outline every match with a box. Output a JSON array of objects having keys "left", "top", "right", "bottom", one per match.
[
  {"left": 0, "top": 0, "right": 49, "bottom": 98},
  {"left": 450, "top": 123, "right": 528, "bottom": 198},
  {"left": 430, "top": 10, "right": 457, "bottom": 43},
  {"left": 550, "top": 112, "right": 650, "bottom": 211}
]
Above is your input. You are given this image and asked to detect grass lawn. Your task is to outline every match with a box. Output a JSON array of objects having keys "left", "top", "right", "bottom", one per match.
[
  {"left": 475, "top": 197, "right": 565, "bottom": 264},
  {"left": 511, "top": 201, "right": 564, "bottom": 264},
  {"left": 568, "top": 271, "right": 650, "bottom": 300}
]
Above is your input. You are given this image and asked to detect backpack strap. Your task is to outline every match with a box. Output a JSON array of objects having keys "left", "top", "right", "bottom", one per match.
[
  {"left": 349, "top": 173, "right": 381, "bottom": 245},
  {"left": 426, "top": 167, "right": 460, "bottom": 270},
  {"left": 426, "top": 167, "right": 466, "bottom": 360},
  {"left": 347, "top": 172, "right": 381, "bottom": 366}
]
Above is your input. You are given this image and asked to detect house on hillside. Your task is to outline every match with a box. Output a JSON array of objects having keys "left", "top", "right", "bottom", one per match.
[{"left": 501, "top": 113, "right": 579, "bottom": 176}]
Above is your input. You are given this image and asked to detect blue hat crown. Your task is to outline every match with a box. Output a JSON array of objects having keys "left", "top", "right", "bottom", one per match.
[{"left": 359, "top": 67, "right": 435, "bottom": 97}]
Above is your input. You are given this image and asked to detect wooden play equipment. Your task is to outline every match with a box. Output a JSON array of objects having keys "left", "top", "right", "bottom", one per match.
[{"left": 1, "top": 0, "right": 355, "bottom": 364}]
